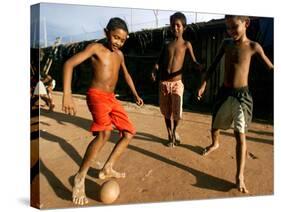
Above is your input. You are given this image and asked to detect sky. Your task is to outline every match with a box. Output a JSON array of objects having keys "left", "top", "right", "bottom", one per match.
[{"left": 31, "top": 2, "right": 224, "bottom": 47}]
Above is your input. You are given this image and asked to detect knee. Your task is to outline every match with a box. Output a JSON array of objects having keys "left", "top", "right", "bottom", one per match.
[
  {"left": 123, "top": 131, "right": 134, "bottom": 140},
  {"left": 211, "top": 128, "right": 220, "bottom": 135},
  {"left": 234, "top": 130, "right": 246, "bottom": 143}
]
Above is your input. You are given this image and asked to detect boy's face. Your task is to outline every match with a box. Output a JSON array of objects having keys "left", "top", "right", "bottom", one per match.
[
  {"left": 171, "top": 19, "right": 185, "bottom": 37},
  {"left": 107, "top": 28, "right": 128, "bottom": 51},
  {"left": 225, "top": 17, "right": 249, "bottom": 40}
]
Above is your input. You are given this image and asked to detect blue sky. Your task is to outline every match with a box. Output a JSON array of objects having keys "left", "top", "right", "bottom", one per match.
[{"left": 31, "top": 2, "right": 224, "bottom": 47}]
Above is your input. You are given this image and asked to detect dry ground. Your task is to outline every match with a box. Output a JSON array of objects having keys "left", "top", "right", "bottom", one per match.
[{"left": 31, "top": 91, "right": 273, "bottom": 209}]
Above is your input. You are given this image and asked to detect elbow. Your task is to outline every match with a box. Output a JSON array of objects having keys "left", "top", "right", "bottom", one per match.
[
  {"left": 63, "top": 60, "right": 72, "bottom": 70},
  {"left": 63, "top": 60, "right": 76, "bottom": 75},
  {"left": 125, "top": 75, "right": 132, "bottom": 83}
]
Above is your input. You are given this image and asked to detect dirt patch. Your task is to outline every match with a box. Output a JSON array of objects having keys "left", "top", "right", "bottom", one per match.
[{"left": 32, "top": 91, "right": 273, "bottom": 209}]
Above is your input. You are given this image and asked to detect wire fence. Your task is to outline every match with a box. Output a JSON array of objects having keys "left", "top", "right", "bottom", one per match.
[{"left": 31, "top": 10, "right": 223, "bottom": 48}]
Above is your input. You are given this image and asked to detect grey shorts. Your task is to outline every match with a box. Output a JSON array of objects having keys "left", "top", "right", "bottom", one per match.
[{"left": 212, "top": 86, "right": 253, "bottom": 133}]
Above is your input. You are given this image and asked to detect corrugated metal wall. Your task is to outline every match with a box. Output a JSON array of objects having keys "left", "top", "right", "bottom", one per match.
[{"left": 35, "top": 17, "right": 273, "bottom": 120}]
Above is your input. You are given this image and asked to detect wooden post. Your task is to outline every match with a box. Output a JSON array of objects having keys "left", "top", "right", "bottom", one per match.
[{"left": 43, "top": 37, "right": 61, "bottom": 75}]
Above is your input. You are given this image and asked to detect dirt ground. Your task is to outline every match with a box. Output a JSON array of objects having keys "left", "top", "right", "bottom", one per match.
[{"left": 31, "top": 91, "right": 273, "bottom": 209}]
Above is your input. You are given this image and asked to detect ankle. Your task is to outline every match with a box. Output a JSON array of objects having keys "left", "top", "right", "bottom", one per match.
[
  {"left": 213, "top": 143, "right": 219, "bottom": 147},
  {"left": 103, "top": 162, "right": 113, "bottom": 172},
  {"left": 236, "top": 174, "right": 244, "bottom": 182},
  {"left": 76, "top": 172, "right": 86, "bottom": 181}
]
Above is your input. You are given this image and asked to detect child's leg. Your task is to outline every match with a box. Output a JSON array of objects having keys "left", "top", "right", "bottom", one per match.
[
  {"left": 165, "top": 118, "right": 173, "bottom": 146},
  {"left": 202, "top": 128, "right": 220, "bottom": 156},
  {"left": 159, "top": 82, "right": 172, "bottom": 145},
  {"left": 99, "top": 131, "right": 133, "bottom": 179},
  {"left": 47, "top": 87, "right": 55, "bottom": 111},
  {"left": 234, "top": 131, "right": 249, "bottom": 193},
  {"left": 170, "top": 82, "right": 184, "bottom": 146},
  {"left": 40, "top": 94, "right": 50, "bottom": 107},
  {"left": 173, "top": 120, "right": 181, "bottom": 145},
  {"left": 72, "top": 130, "right": 110, "bottom": 205}
]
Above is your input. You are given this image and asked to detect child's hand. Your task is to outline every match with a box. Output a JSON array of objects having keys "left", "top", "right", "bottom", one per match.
[
  {"left": 135, "top": 96, "right": 144, "bottom": 107},
  {"left": 195, "top": 62, "right": 205, "bottom": 72},
  {"left": 62, "top": 93, "right": 77, "bottom": 115},
  {"left": 151, "top": 71, "right": 156, "bottom": 82},
  {"left": 198, "top": 63, "right": 205, "bottom": 72},
  {"left": 197, "top": 81, "right": 206, "bottom": 101}
]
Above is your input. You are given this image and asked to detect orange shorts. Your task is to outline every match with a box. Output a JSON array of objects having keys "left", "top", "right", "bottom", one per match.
[{"left": 86, "top": 88, "right": 136, "bottom": 135}]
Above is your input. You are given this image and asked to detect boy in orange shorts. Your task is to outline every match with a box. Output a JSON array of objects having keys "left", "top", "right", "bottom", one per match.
[
  {"left": 62, "top": 17, "right": 143, "bottom": 205},
  {"left": 86, "top": 88, "right": 136, "bottom": 135}
]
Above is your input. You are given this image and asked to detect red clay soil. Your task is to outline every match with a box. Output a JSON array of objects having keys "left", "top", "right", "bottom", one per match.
[{"left": 31, "top": 91, "right": 273, "bottom": 209}]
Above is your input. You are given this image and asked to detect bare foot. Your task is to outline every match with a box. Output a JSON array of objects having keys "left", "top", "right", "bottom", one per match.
[
  {"left": 237, "top": 178, "right": 249, "bottom": 194},
  {"left": 49, "top": 104, "right": 55, "bottom": 111},
  {"left": 166, "top": 136, "right": 176, "bottom": 148},
  {"left": 99, "top": 166, "right": 126, "bottom": 180},
  {"left": 174, "top": 132, "right": 181, "bottom": 146},
  {"left": 165, "top": 134, "right": 175, "bottom": 148},
  {"left": 72, "top": 173, "right": 89, "bottom": 205},
  {"left": 202, "top": 144, "right": 219, "bottom": 156},
  {"left": 166, "top": 141, "right": 175, "bottom": 148}
]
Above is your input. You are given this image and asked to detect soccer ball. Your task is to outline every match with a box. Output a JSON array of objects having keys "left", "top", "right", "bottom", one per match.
[{"left": 99, "top": 180, "right": 120, "bottom": 204}]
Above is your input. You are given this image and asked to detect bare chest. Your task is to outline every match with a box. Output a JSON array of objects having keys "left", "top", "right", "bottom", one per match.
[
  {"left": 91, "top": 51, "right": 121, "bottom": 71},
  {"left": 225, "top": 44, "right": 253, "bottom": 64},
  {"left": 168, "top": 43, "right": 186, "bottom": 59}
]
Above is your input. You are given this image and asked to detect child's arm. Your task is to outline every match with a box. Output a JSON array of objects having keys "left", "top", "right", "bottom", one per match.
[
  {"left": 41, "top": 75, "right": 52, "bottom": 84},
  {"left": 254, "top": 42, "right": 274, "bottom": 71},
  {"left": 62, "top": 43, "right": 97, "bottom": 115},
  {"left": 151, "top": 63, "right": 159, "bottom": 82},
  {"left": 119, "top": 52, "right": 144, "bottom": 106},
  {"left": 186, "top": 41, "right": 203, "bottom": 70},
  {"left": 197, "top": 40, "right": 225, "bottom": 99},
  {"left": 151, "top": 44, "right": 166, "bottom": 81}
]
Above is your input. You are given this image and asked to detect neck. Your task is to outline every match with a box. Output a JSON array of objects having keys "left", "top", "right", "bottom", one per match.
[
  {"left": 104, "top": 42, "right": 114, "bottom": 52},
  {"left": 174, "top": 36, "right": 184, "bottom": 42},
  {"left": 234, "top": 34, "right": 248, "bottom": 44}
]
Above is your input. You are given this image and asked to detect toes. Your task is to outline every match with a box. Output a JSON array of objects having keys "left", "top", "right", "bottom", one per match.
[
  {"left": 99, "top": 170, "right": 126, "bottom": 179},
  {"left": 112, "top": 172, "right": 126, "bottom": 179},
  {"left": 80, "top": 197, "right": 88, "bottom": 205},
  {"left": 73, "top": 196, "right": 88, "bottom": 205},
  {"left": 237, "top": 181, "right": 249, "bottom": 194},
  {"left": 84, "top": 197, "right": 89, "bottom": 204},
  {"left": 72, "top": 197, "right": 77, "bottom": 204},
  {"left": 99, "top": 172, "right": 105, "bottom": 180},
  {"left": 120, "top": 172, "right": 126, "bottom": 178},
  {"left": 78, "top": 198, "right": 83, "bottom": 205},
  {"left": 73, "top": 196, "right": 79, "bottom": 205},
  {"left": 239, "top": 187, "right": 249, "bottom": 194},
  {"left": 166, "top": 141, "right": 175, "bottom": 148},
  {"left": 202, "top": 145, "right": 219, "bottom": 156},
  {"left": 202, "top": 148, "right": 209, "bottom": 156}
]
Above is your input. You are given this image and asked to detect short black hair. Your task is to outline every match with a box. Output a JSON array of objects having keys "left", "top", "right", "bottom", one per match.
[
  {"left": 225, "top": 15, "right": 249, "bottom": 21},
  {"left": 170, "top": 12, "right": 187, "bottom": 27},
  {"left": 106, "top": 17, "right": 129, "bottom": 33}
]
